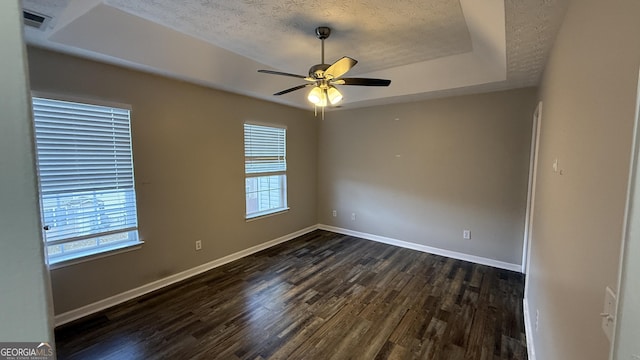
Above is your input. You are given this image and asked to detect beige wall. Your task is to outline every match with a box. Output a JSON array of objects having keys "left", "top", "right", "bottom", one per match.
[
  {"left": 27, "top": 47, "right": 318, "bottom": 314},
  {"left": 526, "top": 0, "right": 640, "bottom": 359},
  {"left": 0, "top": 1, "right": 54, "bottom": 342},
  {"left": 318, "top": 88, "right": 537, "bottom": 266}
]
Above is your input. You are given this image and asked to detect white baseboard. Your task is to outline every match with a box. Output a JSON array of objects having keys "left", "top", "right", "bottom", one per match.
[
  {"left": 523, "top": 298, "right": 537, "bottom": 360},
  {"left": 317, "top": 224, "right": 522, "bottom": 272},
  {"left": 54, "top": 225, "right": 319, "bottom": 326}
]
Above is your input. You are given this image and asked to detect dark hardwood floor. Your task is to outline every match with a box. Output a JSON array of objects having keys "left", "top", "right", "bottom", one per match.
[{"left": 55, "top": 230, "right": 527, "bottom": 360}]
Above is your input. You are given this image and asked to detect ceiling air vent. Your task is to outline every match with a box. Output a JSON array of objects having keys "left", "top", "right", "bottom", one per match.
[{"left": 23, "top": 9, "right": 51, "bottom": 30}]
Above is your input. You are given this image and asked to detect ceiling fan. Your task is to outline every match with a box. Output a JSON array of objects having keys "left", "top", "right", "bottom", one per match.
[{"left": 258, "top": 26, "right": 391, "bottom": 109}]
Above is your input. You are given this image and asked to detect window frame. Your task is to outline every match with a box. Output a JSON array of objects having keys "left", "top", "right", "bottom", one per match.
[
  {"left": 243, "top": 122, "right": 289, "bottom": 220},
  {"left": 31, "top": 93, "right": 142, "bottom": 267}
]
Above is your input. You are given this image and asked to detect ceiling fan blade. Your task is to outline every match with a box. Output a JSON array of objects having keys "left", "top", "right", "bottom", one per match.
[
  {"left": 334, "top": 78, "right": 391, "bottom": 86},
  {"left": 273, "top": 84, "right": 313, "bottom": 96},
  {"left": 324, "top": 57, "right": 358, "bottom": 79},
  {"left": 258, "top": 69, "right": 310, "bottom": 80}
]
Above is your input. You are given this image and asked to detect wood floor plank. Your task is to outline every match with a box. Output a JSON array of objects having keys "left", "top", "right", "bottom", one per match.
[{"left": 54, "top": 230, "right": 527, "bottom": 359}]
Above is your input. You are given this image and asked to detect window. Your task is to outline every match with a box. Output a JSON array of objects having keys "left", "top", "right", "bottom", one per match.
[
  {"left": 32, "top": 96, "right": 141, "bottom": 265},
  {"left": 244, "top": 123, "right": 287, "bottom": 218}
]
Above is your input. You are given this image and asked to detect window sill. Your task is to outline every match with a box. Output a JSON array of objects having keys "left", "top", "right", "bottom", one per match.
[
  {"left": 245, "top": 208, "right": 290, "bottom": 222},
  {"left": 48, "top": 241, "right": 144, "bottom": 270}
]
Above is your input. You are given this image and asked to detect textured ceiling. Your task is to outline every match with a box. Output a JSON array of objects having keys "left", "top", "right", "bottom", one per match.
[
  {"left": 21, "top": 0, "right": 568, "bottom": 109},
  {"left": 105, "top": 0, "right": 473, "bottom": 75}
]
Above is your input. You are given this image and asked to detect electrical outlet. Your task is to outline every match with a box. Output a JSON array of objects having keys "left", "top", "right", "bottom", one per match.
[
  {"left": 463, "top": 230, "right": 471, "bottom": 240},
  {"left": 195, "top": 240, "right": 202, "bottom": 251},
  {"left": 601, "top": 286, "right": 616, "bottom": 341},
  {"left": 351, "top": 213, "right": 356, "bottom": 221},
  {"left": 332, "top": 210, "right": 337, "bottom": 217}
]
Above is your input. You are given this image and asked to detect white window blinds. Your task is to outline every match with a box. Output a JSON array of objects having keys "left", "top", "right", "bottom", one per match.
[
  {"left": 244, "top": 123, "right": 287, "bottom": 218},
  {"left": 32, "top": 97, "right": 140, "bottom": 264},
  {"left": 244, "top": 123, "right": 286, "bottom": 174}
]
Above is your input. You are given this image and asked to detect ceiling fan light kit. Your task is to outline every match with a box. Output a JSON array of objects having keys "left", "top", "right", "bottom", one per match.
[
  {"left": 327, "top": 86, "right": 343, "bottom": 104},
  {"left": 258, "top": 26, "right": 391, "bottom": 116},
  {"left": 307, "top": 86, "right": 326, "bottom": 106}
]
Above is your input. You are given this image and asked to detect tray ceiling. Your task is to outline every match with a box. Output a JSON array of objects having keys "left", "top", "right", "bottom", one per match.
[{"left": 21, "top": 0, "right": 568, "bottom": 110}]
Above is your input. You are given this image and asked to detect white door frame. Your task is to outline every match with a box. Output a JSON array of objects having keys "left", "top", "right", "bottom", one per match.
[
  {"left": 610, "top": 68, "right": 640, "bottom": 360},
  {"left": 522, "top": 101, "right": 543, "bottom": 277}
]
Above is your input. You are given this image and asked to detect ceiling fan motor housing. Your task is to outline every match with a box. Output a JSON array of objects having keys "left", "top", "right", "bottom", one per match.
[{"left": 309, "top": 63, "right": 330, "bottom": 79}]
